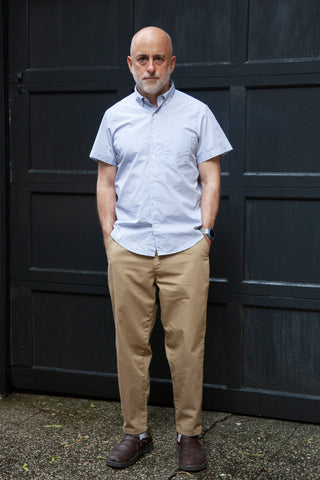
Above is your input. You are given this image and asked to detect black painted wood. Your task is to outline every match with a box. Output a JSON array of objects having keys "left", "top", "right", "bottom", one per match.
[
  {"left": 0, "top": 0, "right": 9, "bottom": 396},
  {"left": 248, "top": 0, "right": 320, "bottom": 61},
  {"left": 7, "top": 0, "right": 320, "bottom": 422},
  {"left": 10, "top": 366, "right": 320, "bottom": 424}
]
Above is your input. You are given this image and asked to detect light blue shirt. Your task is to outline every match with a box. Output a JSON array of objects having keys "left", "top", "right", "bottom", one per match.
[{"left": 90, "top": 82, "right": 232, "bottom": 256}]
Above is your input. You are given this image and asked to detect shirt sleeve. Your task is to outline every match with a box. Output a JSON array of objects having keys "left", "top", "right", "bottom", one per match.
[
  {"left": 89, "top": 111, "right": 117, "bottom": 165},
  {"left": 196, "top": 106, "right": 233, "bottom": 165}
]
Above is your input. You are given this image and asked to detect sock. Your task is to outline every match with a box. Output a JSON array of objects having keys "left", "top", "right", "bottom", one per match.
[
  {"left": 177, "top": 432, "right": 182, "bottom": 442},
  {"left": 139, "top": 431, "right": 148, "bottom": 440}
]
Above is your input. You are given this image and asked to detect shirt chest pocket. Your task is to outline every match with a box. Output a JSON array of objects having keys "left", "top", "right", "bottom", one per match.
[{"left": 160, "top": 130, "right": 198, "bottom": 166}]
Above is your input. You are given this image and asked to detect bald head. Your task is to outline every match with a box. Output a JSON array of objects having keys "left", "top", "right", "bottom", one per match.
[
  {"left": 127, "top": 26, "right": 176, "bottom": 105},
  {"left": 130, "top": 26, "right": 173, "bottom": 57}
]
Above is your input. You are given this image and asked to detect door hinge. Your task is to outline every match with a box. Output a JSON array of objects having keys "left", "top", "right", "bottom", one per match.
[{"left": 17, "top": 72, "right": 25, "bottom": 94}]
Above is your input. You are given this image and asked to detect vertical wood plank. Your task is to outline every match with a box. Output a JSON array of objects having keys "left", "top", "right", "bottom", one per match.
[{"left": 0, "top": 0, "right": 9, "bottom": 395}]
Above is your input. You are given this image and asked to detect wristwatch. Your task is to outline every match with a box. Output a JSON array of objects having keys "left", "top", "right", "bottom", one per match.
[{"left": 200, "top": 228, "right": 215, "bottom": 240}]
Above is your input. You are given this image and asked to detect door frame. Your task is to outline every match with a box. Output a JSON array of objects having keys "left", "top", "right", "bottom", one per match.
[{"left": 0, "top": 0, "right": 9, "bottom": 396}]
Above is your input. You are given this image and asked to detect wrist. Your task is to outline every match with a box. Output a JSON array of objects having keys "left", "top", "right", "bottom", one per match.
[
  {"left": 103, "top": 227, "right": 114, "bottom": 241},
  {"left": 200, "top": 228, "right": 215, "bottom": 240}
]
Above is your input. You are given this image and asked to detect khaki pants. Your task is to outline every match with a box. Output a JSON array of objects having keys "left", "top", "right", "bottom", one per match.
[{"left": 105, "top": 236, "right": 210, "bottom": 436}]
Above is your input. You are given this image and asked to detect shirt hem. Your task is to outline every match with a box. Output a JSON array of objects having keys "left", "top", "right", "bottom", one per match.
[
  {"left": 111, "top": 233, "right": 204, "bottom": 257},
  {"left": 197, "top": 145, "right": 233, "bottom": 164},
  {"left": 89, "top": 154, "right": 116, "bottom": 165}
]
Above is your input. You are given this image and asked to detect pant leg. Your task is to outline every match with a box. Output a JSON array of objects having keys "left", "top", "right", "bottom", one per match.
[
  {"left": 156, "top": 238, "right": 210, "bottom": 436},
  {"left": 106, "top": 237, "right": 157, "bottom": 435}
]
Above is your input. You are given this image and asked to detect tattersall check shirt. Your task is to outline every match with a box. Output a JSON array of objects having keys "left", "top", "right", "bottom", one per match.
[{"left": 90, "top": 82, "right": 232, "bottom": 256}]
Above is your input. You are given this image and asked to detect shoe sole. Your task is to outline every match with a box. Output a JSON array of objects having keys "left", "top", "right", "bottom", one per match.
[
  {"left": 177, "top": 444, "right": 207, "bottom": 472},
  {"left": 106, "top": 440, "right": 154, "bottom": 469},
  {"left": 179, "top": 462, "right": 207, "bottom": 472}
]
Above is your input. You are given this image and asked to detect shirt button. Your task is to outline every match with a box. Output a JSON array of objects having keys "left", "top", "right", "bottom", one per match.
[
  {"left": 154, "top": 224, "right": 158, "bottom": 228},
  {"left": 152, "top": 155, "right": 155, "bottom": 159}
]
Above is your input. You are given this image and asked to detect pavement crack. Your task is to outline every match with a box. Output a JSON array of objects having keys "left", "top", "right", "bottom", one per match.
[
  {"left": 167, "top": 414, "right": 234, "bottom": 479},
  {"left": 276, "top": 423, "right": 300, "bottom": 450},
  {"left": 203, "top": 413, "right": 234, "bottom": 436},
  {"left": 246, "top": 423, "right": 301, "bottom": 480}
]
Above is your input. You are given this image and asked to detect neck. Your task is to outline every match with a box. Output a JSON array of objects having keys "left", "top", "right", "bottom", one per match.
[
  {"left": 137, "top": 81, "right": 171, "bottom": 108},
  {"left": 137, "top": 88, "right": 158, "bottom": 107},
  {"left": 146, "top": 93, "right": 158, "bottom": 107}
]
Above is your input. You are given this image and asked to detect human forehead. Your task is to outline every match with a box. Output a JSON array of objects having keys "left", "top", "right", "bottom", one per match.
[
  {"left": 130, "top": 33, "right": 172, "bottom": 57},
  {"left": 132, "top": 49, "right": 168, "bottom": 59}
]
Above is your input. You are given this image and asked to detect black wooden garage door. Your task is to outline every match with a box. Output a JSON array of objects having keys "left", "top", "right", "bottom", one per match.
[{"left": 8, "top": 0, "right": 320, "bottom": 422}]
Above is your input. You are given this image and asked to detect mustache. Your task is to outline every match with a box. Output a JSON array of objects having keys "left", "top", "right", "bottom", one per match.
[{"left": 142, "top": 75, "right": 160, "bottom": 80}]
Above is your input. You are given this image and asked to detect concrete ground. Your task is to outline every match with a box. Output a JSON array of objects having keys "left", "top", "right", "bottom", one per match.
[{"left": 0, "top": 392, "right": 320, "bottom": 480}]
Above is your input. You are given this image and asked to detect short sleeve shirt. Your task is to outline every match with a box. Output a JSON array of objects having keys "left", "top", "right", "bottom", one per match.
[{"left": 90, "top": 82, "right": 232, "bottom": 256}]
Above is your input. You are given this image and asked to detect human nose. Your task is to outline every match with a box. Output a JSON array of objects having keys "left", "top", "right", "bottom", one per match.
[{"left": 147, "top": 59, "right": 155, "bottom": 73}]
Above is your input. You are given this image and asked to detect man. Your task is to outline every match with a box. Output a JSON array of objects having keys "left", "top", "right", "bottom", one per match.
[{"left": 90, "top": 26, "right": 232, "bottom": 472}]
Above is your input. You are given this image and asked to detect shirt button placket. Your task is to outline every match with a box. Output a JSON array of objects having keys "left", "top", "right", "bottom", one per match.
[{"left": 150, "top": 111, "right": 161, "bottom": 250}]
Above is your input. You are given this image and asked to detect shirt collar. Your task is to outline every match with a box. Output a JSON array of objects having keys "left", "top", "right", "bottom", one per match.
[{"left": 135, "top": 81, "right": 175, "bottom": 106}]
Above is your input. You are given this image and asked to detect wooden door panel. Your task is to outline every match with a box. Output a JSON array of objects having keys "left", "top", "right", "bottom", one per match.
[{"left": 8, "top": 0, "right": 320, "bottom": 422}]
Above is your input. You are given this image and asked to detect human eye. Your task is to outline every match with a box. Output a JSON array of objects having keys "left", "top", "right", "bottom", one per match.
[
  {"left": 154, "top": 55, "right": 165, "bottom": 65},
  {"left": 137, "top": 56, "right": 148, "bottom": 65}
]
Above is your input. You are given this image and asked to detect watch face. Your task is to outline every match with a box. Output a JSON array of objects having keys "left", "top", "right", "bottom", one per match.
[{"left": 201, "top": 228, "right": 215, "bottom": 240}]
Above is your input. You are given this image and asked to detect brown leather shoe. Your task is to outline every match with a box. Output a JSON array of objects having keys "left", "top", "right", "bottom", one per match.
[
  {"left": 106, "top": 430, "right": 153, "bottom": 469},
  {"left": 177, "top": 434, "right": 207, "bottom": 472}
]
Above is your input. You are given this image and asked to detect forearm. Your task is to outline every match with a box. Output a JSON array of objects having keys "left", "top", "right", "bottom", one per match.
[
  {"left": 97, "top": 184, "right": 116, "bottom": 241},
  {"left": 96, "top": 162, "right": 117, "bottom": 244},
  {"left": 199, "top": 156, "right": 221, "bottom": 229},
  {"left": 200, "top": 180, "right": 220, "bottom": 229}
]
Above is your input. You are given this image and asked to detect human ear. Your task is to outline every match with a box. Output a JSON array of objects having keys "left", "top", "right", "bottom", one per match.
[
  {"left": 127, "top": 56, "right": 133, "bottom": 73},
  {"left": 170, "top": 56, "right": 176, "bottom": 74}
]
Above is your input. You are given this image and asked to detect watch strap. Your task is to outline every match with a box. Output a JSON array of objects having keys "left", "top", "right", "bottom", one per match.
[{"left": 200, "top": 228, "right": 215, "bottom": 240}]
